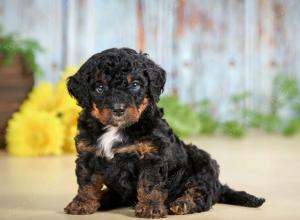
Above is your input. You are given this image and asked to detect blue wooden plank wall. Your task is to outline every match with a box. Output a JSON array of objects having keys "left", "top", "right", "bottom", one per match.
[{"left": 0, "top": 0, "right": 299, "bottom": 115}]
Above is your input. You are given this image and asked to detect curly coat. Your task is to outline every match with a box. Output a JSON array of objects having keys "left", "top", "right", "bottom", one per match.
[{"left": 64, "top": 48, "right": 265, "bottom": 218}]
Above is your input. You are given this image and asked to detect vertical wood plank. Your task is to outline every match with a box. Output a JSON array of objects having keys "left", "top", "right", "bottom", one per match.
[{"left": 141, "top": 0, "right": 176, "bottom": 92}]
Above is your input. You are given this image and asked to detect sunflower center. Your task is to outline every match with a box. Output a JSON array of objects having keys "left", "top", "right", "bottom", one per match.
[{"left": 33, "top": 132, "right": 48, "bottom": 148}]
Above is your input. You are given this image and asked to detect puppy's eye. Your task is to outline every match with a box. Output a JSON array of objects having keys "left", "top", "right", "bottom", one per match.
[
  {"left": 130, "top": 81, "right": 141, "bottom": 91},
  {"left": 95, "top": 85, "right": 104, "bottom": 94}
]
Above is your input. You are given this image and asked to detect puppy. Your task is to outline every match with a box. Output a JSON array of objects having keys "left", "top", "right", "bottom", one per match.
[{"left": 64, "top": 48, "right": 265, "bottom": 218}]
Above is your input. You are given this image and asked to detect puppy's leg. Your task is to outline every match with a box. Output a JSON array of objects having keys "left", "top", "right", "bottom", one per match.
[
  {"left": 170, "top": 144, "right": 221, "bottom": 214},
  {"left": 169, "top": 177, "right": 201, "bottom": 215},
  {"left": 135, "top": 155, "right": 168, "bottom": 218},
  {"left": 64, "top": 155, "right": 103, "bottom": 215}
]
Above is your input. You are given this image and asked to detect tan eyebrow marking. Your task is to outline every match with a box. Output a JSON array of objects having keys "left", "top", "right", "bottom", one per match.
[{"left": 127, "top": 74, "right": 134, "bottom": 83}]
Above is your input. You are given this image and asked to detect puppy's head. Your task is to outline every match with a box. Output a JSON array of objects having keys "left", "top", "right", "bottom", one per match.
[{"left": 67, "top": 48, "right": 165, "bottom": 127}]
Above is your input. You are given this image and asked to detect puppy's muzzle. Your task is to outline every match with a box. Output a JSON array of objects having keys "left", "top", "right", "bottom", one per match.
[{"left": 112, "top": 103, "right": 127, "bottom": 117}]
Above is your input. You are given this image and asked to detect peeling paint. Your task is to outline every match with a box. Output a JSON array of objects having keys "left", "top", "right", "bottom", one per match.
[
  {"left": 136, "top": 0, "right": 145, "bottom": 52},
  {"left": 175, "top": 0, "right": 186, "bottom": 36},
  {"left": 0, "top": 0, "right": 299, "bottom": 115}
]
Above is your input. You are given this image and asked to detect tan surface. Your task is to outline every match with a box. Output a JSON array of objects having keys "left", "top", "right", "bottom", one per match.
[{"left": 0, "top": 134, "right": 300, "bottom": 220}]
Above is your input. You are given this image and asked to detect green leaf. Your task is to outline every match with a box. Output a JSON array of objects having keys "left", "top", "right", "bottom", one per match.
[
  {"left": 0, "top": 24, "right": 44, "bottom": 77},
  {"left": 231, "top": 92, "right": 251, "bottom": 104},
  {"left": 197, "top": 99, "right": 218, "bottom": 135},
  {"left": 282, "top": 118, "right": 300, "bottom": 136},
  {"left": 222, "top": 121, "right": 246, "bottom": 138},
  {"left": 159, "top": 96, "right": 202, "bottom": 137}
]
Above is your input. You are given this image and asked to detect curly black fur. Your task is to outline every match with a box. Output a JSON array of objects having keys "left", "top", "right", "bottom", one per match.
[{"left": 64, "top": 48, "right": 265, "bottom": 218}]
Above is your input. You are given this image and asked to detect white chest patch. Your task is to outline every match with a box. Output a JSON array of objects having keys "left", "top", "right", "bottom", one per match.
[{"left": 97, "top": 126, "right": 122, "bottom": 159}]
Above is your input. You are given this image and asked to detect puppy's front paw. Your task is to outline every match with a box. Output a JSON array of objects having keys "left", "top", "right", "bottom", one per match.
[
  {"left": 64, "top": 197, "right": 99, "bottom": 215},
  {"left": 135, "top": 203, "right": 167, "bottom": 218}
]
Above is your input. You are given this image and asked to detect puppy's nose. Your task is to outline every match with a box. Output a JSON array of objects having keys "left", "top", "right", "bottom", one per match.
[{"left": 112, "top": 103, "right": 126, "bottom": 116}]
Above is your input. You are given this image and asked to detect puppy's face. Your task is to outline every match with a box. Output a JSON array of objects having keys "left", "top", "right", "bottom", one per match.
[
  {"left": 67, "top": 48, "right": 166, "bottom": 128},
  {"left": 89, "top": 71, "right": 150, "bottom": 127}
]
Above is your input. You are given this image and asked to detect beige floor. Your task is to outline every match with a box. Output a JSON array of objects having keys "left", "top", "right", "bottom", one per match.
[{"left": 0, "top": 134, "right": 300, "bottom": 220}]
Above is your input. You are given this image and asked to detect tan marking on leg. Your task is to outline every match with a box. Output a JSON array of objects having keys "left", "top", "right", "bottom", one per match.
[
  {"left": 64, "top": 175, "right": 103, "bottom": 215},
  {"left": 135, "top": 181, "right": 167, "bottom": 218},
  {"left": 169, "top": 186, "right": 201, "bottom": 215}
]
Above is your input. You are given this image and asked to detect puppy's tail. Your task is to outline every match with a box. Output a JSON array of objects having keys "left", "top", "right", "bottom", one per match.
[{"left": 218, "top": 184, "right": 265, "bottom": 207}]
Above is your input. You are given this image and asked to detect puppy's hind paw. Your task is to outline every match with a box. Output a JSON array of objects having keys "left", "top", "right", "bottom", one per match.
[
  {"left": 169, "top": 199, "right": 196, "bottom": 215},
  {"left": 247, "top": 197, "right": 265, "bottom": 207},
  {"left": 135, "top": 203, "right": 168, "bottom": 218},
  {"left": 64, "top": 197, "right": 99, "bottom": 215}
]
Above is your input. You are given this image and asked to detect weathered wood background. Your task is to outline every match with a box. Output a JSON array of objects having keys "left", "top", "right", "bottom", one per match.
[{"left": 0, "top": 0, "right": 300, "bottom": 114}]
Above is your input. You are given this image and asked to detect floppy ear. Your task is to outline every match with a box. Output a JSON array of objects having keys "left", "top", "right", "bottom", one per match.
[
  {"left": 67, "top": 70, "right": 90, "bottom": 108},
  {"left": 146, "top": 65, "right": 166, "bottom": 103}
]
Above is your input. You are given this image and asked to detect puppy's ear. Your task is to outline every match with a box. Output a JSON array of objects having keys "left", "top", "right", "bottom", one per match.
[
  {"left": 146, "top": 65, "right": 166, "bottom": 103},
  {"left": 67, "top": 70, "right": 90, "bottom": 108}
]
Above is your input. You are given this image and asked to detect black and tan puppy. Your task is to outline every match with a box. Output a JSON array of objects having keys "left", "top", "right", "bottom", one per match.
[{"left": 64, "top": 48, "right": 265, "bottom": 218}]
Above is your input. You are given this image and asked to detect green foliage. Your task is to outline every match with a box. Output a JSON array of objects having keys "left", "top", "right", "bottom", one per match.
[
  {"left": 158, "top": 96, "right": 202, "bottom": 137},
  {"left": 220, "top": 92, "right": 250, "bottom": 138},
  {"left": 271, "top": 74, "right": 299, "bottom": 114},
  {"left": 246, "top": 74, "right": 300, "bottom": 135},
  {"left": 0, "top": 25, "right": 44, "bottom": 77},
  {"left": 246, "top": 111, "right": 282, "bottom": 133},
  {"left": 231, "top": 92, "right": 252, "bottom": 106},
  {"left": 222, "top": 121, "right": 246, "bottom": 138},
  {"left": 282, "top": 117, "right": 300, "bottom": 136},
  {"left": 197, "top": 99, "right": 218, "bottom": 135},
  {"left": 158, "top": 74, "right": 300, "bottom": 138}
]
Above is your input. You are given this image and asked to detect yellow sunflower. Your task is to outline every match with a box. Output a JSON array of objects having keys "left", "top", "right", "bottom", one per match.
[
  {"left": 20, "top": 66, "right": 80, "bottom": 115},
  {"left": 6, "top": 65, "right": 80, "bottom": 156},
  {"left": 54, "top": 80, "right": 80, "bottom": 113},
  {"left": 20, "top": 82, "right": 58, "bottom": 115},
  {"left": 6, "top": 110, "right": 65, "bottom": 156},
  {"left": 55, "top": 66, "right": 81, "bottom": 153},
  {"left": 63, "top": 125, "right": 78, "bottom": 153},
  {"left": 60, "top": 107, "right": 81, "bottom": 153},
  {"left": 61, "top": 65, "right": 78, "bottom": 80}
]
